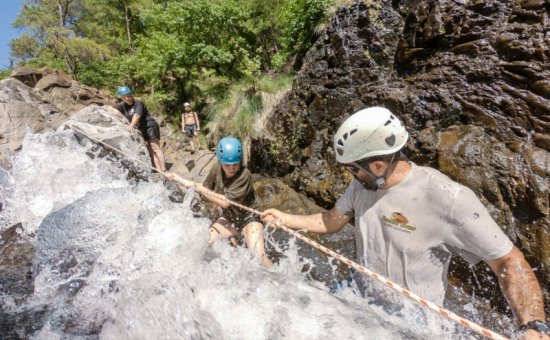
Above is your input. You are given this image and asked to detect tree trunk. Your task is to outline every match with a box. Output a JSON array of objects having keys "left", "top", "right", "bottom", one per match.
[
  {"left": 124, "top": 2, "right": 132, "bottom": 47},
  {"left": 56, "top": 0, "right": 73, "bottom": 27}
]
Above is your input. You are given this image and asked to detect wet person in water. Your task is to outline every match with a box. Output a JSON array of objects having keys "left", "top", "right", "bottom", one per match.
[
  {"left": 109, "top": 86, "right": 167, "bottom": 173},
  {"left": 200, "top": 136, "right": 272, "bottom": 267},
  {"left": 261, "top": 107, "right": 548, "bottom": 339}
]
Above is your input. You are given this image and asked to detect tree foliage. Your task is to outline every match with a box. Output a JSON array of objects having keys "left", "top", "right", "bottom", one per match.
[{"left": 8, "top": 0, "right": 336, "bottom": 136}]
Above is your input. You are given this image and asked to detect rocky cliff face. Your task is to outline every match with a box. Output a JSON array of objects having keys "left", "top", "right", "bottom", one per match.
[{"left": 254, "top": 0, "right": 549, "bottom": 309}]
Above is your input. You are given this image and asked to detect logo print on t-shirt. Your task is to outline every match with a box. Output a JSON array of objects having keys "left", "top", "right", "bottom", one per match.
[
  {"left": 382, "top": 213, "right": 416, "bottom": 233},
  {"left": 391, "top": 212, "right": 408, "bottom": 224}
]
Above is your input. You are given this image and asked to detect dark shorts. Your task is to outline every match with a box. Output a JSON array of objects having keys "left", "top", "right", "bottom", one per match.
[
  {"left": 184, "top": 124, "right": 197, "bottom": 137},
  {"left": 143, "top": 123, "right": 160, "bottom": 140},
  {"left": 223, "top": 212, "right": 261, "bottom": 229}
]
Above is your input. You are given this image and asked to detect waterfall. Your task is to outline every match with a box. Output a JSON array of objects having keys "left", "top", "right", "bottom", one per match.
[{"left": 0, "top": 129, "right": 504, "bottom": 339}]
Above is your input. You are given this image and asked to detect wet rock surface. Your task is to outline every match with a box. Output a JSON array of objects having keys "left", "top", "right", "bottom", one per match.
[
  {"left": 0, "top": 223, "right": 48, "bottom": 338},
  {"left": 254, "top": 0, "right": 550, "bottom": 313}
]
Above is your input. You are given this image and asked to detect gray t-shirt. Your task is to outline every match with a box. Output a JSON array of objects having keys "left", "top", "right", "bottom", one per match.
[{"left": 335, "top": 162, "right": 513, "bottom": 305}]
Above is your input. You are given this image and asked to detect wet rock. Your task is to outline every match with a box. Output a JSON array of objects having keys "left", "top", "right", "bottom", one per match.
[
  {"left": 0, "top": 223, "right": 35, "bottom": 300},
  {"left": 62, "top": 105, "right": 152, "bottom": 178},
  {"left": 0, "top": 223, "right": 48, "bottom": 337}
]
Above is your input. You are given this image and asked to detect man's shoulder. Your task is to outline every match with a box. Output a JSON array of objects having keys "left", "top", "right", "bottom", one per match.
[
  {"left": 410, "top": 164, "right": 465, "bottom": 196},
  {"left": 209, "top": 162, "right": 221, "bottom": 173},
  {"left": 203, "top": 163, "right": 221, "bottom": 183},
  {"left": 236, "top": 167, "right": 253, "bottom": 182}
]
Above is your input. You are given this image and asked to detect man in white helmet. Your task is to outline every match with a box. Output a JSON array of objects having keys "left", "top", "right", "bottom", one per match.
[
  {"left": 182, "top": 102, "right": 201, "bottom": 154},
  {"left": 261, "top": 107, "right": 548, "bottom": 339}
]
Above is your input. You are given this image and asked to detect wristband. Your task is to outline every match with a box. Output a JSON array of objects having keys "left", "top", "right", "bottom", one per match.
[{"left": 519, "top": 320, "right": 549, "bottom": 335}]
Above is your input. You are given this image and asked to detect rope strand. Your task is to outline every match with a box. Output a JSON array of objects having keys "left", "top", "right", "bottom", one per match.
[{"left": 65, "top": 123, "right": 509, "bottom": 340}]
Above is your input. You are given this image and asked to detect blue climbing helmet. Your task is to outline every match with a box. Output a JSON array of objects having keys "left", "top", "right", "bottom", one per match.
[
  {"left": 217, "top": 137, "right": 242, "bottom": 164},
  {"left": 117, "top": 86, "right": 133, "bottom": 96}
]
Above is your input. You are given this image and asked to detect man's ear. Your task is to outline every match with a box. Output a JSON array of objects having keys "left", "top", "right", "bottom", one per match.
[{"left": 370, "top": 160, "right": 387, "bottom": 176}]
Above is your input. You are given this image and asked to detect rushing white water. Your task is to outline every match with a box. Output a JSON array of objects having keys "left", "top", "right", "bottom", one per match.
[{"left": 0, "top": 129, "right": 509, "bottom": 339}]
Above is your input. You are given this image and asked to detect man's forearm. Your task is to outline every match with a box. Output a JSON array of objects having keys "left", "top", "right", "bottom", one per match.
[
  {"left": 129, "top": 115, "right": 141, "bottom": 129},
  {"left": 281, "top": 213, "right": 326, "bottom": 232},
  {"left": 281, "top": 210, "right": 349, "bottom": 234},
  {"left": 195, "top": 113, "right": 200, "bottom": 129},
  {"left": 488, "top": 247, "right": 546, "bottom": 325},
  {"left": 198, "top": 185, "right": 230, "bottom": 208}
]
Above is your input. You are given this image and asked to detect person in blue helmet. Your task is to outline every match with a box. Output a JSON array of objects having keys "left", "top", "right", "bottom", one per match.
[
  {"left": 109, "top": 86, "right": 166, "bottom": 172},
  {"left": 200, "top": 136, "right": 272, "bottom": 267}
]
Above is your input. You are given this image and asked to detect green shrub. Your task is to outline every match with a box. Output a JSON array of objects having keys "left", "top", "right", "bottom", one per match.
[{"left": 0, "top": 69, "right": 12, "bottom": 80}]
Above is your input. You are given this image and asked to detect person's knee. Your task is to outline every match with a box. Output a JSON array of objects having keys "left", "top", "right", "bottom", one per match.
[
  {"left": 244, "top": 222, "right": 263, "bottom": 233},
  {"left": 150, "top": 144, "right": 164, "bottom": 157}
]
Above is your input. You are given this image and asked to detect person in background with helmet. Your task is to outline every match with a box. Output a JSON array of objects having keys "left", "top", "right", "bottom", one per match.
[
  {"left": 109, "top": 86, "right": 167, "bottom": 173},
  {"left": 261, "top": 107, "right": 548, "bottom": 339},
  {"left": 200, "top": 136, "right": 272, "bottom": 267},
  {"left": 182, "top": 102, "right": 201, "bottom": 154}
]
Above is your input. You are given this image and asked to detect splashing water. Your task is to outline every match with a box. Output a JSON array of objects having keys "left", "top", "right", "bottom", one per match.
[{"left": 0, "top": 130, "right": 490, "bottom": 339}]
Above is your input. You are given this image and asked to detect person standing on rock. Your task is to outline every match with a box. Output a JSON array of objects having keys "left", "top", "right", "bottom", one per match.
[
  {"left": 181, "top": 102, "right": 201, "bottom": 154},
  {"left": 109, "top": 86, "right": 167, "bottom": 173},
  {"left": 261, "top": 107, "right": 549, "bottom": 339},
  {"left": 199, "top": 136, "right": 272, "bottom": 267}
]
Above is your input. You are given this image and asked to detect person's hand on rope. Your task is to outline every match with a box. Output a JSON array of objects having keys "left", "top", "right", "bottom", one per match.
[
  {"left": 260, "top": 208, "right": 288, "bottom": 228},
  {"left": 163, "top": 172, "right": 175, "bottom": 180}
]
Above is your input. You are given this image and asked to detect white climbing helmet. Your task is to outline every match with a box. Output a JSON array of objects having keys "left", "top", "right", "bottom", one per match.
[{"left": 333, "top": 107, "right": 409, "bottom": 163}]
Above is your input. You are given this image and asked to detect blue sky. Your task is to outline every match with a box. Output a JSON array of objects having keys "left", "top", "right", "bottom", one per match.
[{"left": 0, "top": 0, "right": 25, "bottom": 69}]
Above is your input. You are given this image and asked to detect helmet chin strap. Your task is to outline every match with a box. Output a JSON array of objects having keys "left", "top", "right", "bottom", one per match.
[{"left": 359, "top": 153, "right": 397, "bottom": 191}]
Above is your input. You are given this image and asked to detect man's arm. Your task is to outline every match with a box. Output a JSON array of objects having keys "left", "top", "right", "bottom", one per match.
[
  {"left": 182, "top": 113, "right": 186, "bottom": 131},
  {"left": 106, "top": 105, "right": 124, "bottom": 118},
  {"left": 128, "top": 102, "right": 145, "bottom": 129},
  {"left": 486, "top": 246, "right": 547, "bottom": 338},
  {"left": 260, "top": 207, "right": 351, "bottom": 234},
  {"left": 129, "top": 114, "right": 141, "bottom": 129},
  {"left": 194, "top": 112, "right": 200, "bottom": 130}
]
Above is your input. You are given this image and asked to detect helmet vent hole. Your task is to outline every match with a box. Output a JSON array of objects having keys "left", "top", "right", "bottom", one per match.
[
  {"left": 343, "top": 132, "right": 349, "bottom": 140},
  {"left": 384, "top": 120, "right": 392, "bottom": 126},
  {"left": 337, "top": 139, "right": 344, "bottom": 147},
  {"left": 385, "top": 134, "right": 396, "bottom": 146},
  {"left": 350, "top": 128, "right": 357, "bottom": 136},
  {"left": 337, "top": 147, "right": 344, "bottom": 156}
]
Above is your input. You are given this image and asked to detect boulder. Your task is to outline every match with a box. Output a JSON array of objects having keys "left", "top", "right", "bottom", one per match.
[
  {"left": 0, "top": 68, "right": 117, "bottom": 168},
  {"left": 9, "top": 67, "right": 44, "bottom": 88},
  {"left": 61, "top": 105, "right": 152, "bottom": 178},
  {"left": 0, "top": 78, "right": 65, "bottom": 168},
  {"left": 35, "top": 73, "right": 72, "bottom": 92}
]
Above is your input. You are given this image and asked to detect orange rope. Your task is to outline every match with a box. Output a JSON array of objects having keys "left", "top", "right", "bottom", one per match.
[{"left": 66, "top": 124, "right": 509, "bottom": 340}]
